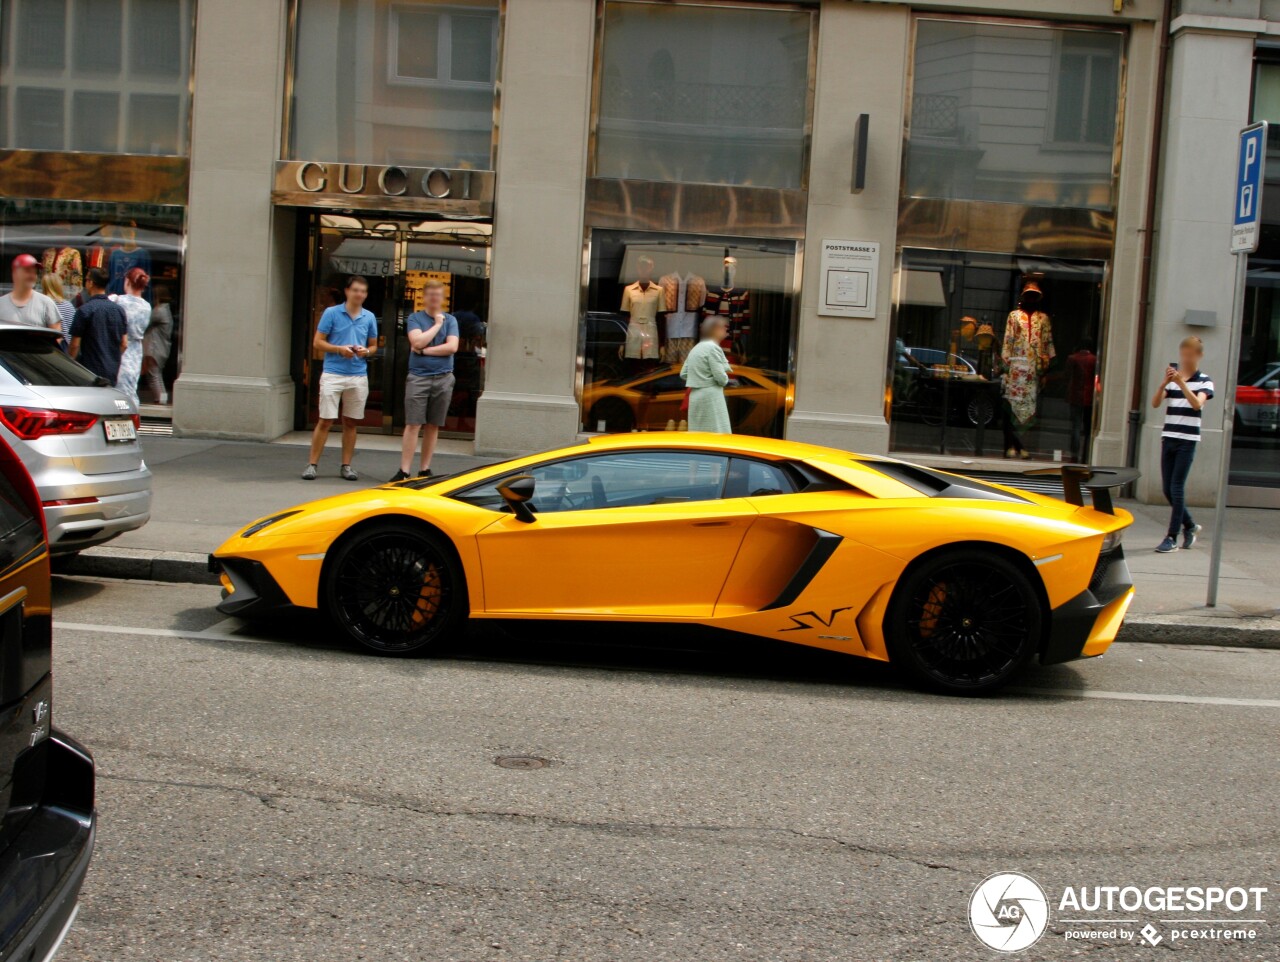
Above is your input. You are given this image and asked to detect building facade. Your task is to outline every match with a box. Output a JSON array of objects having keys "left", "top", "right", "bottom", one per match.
[{"left": 0, "top": 0, "right": 1274, "bottom": 506}]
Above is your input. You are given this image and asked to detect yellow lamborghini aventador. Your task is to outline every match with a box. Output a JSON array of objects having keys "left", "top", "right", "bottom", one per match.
[{"left": 210, "top": 434, "right": 1136, "bottom": 693}]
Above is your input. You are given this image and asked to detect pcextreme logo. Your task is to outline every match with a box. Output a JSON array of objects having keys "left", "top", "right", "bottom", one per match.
[
  {"left": 967, "top": 872, "right": 1269, "bottom": 951},
  {"left": 969, "top": 872, "right": 1049, "bottom": 952}
]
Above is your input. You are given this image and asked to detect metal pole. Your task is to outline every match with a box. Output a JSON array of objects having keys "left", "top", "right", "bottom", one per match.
[{"left": 1206, "top": 251, "right": 1248, "bottom": 607}]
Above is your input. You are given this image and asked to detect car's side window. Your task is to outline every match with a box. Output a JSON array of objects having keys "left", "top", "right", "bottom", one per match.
[
  {"left": 454, "top": 451, "right": 731, "bottom": 514},
  {"left": 723, "top": 458, "right": 798, "bottom": 498}
]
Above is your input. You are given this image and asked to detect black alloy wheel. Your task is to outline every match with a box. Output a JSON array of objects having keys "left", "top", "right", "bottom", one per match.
[
  {"left": 324, "top": 522, "right": 464, "bottom": 655},
  {"left": 886, "top": 549, "right": 1041, "bottom": 693}
]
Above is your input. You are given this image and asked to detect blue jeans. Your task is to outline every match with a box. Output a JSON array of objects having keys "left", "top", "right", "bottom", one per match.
[{"left": 1160, "top": 437, "right": 1198, "bottom": 538}]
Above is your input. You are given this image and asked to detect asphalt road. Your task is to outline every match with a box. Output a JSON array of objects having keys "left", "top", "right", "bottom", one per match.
[{"left": 49, "top": 576, "right": 1279, "bottom": 962}]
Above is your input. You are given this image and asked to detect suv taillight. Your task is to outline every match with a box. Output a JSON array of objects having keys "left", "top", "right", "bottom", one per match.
[{"left": 0, "top": 406, "right": 99, "bottom": 440}]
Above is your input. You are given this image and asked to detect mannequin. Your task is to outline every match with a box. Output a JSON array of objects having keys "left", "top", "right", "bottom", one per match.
[
  {"left": 1000, "top": 279, "right": 1055, "bottom": 458},
  {"left": 109, "top": 222, "right": 152, "bottom": 299},
  {"left": 659, "top": 269, "right": 706, "bottom": 364},
  {"left": 701, "top": 255, "right": 751, "bottom": 360},
  {"left": 42, "top": 223, "right": 83, "bottom": 301},
  {"left": 620, "top": 254, "right": 664, "bottom": 372}
]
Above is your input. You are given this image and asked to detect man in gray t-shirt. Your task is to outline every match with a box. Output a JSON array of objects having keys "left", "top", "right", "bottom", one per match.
[{"left": 0, "top": 254, "right": 62, "bottom": 332}]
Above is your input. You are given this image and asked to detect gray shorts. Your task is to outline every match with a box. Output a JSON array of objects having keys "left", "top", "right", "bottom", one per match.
[{"left": 404, "top": 372, "right": 455, "bottom": 426}]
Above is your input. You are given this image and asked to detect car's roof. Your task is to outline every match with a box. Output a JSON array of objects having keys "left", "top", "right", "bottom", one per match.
[{"left": 0, "top": 323, "right": 59, "bottom": 337}]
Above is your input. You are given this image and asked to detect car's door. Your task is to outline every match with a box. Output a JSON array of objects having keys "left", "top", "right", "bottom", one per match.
[{"left": 462, "top": 450, "right": 757, "bottom": 616}]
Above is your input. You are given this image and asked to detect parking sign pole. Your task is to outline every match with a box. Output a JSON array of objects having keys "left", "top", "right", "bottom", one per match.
[
  {"left": 1208, "top": 121, "right": 1267, "bottom": 608},
  {"left": 1206, "top": 252, "right": 1248, "bottom": 608}
]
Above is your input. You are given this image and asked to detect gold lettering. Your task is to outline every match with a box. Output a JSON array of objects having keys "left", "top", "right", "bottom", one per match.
[
  {"left": 296, "top": 162, "right": 327, "bottom": 192},
  {"left": 337, "top": 165, "right": 367, "bottom": 194}
]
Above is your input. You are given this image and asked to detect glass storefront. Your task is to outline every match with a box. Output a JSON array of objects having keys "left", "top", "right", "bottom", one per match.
[
  {"left": 906, "top": 18, "right": 1122, "bottom": 210},
  {"left": 891, "top": 250, "right": 1103, "bottom": 461},
  {"left": 580, "top": 229, "right": 797, "bottom": 437},
  {"left": 891, "top": 16, "right": 1124, "bottom": 463},
  {"left": 297, "top": 213, "right": 489, "bottom": 434},
  {"left": 1233, "top": 59, "right": 1280, "bottom": 501},
  {"left": 594, "top": 1, "right": 813, "bottom": 189},
  {"left": 0, "top": 199, "right": 185, "bottom": 404},
  {"left": 288, "top": 0, "right": 500, "bottom": 169},
  {"left": 0, "top": 0, "right": 195, "bottom": 155}
]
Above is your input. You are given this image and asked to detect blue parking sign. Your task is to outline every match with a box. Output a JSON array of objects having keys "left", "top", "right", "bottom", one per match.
[{"left": 1231, "top": 122, "right": 1267, "bottom": 253}]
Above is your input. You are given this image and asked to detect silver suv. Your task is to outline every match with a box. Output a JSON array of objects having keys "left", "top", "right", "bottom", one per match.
[{"left": 0, "top": 324, "right": 150, "bottom": 553}]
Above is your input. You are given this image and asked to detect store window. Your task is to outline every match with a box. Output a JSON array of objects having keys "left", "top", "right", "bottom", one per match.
[
  {"left": 905, "top": 19, "right": 1123, "bottom": 210},
  {"left": 0, "top": 199, "right": 185, "bottom": 406},
  {"left": 0, "top": 0, "right": 194, "bottom": 155},
  {"left": 1232, "top": 64, "right": 1280, "bottom": 498},
  {"left": 594, "top": 1, "right": 814, "bottom": 190},
  {"left": 890, "top": 250, "right": 1104, "bottom": 462},
  {"left": 580, "top": 229, "right": 796, "bottom": 438},
  {"left": 289, "top": 0, "right": 499, "bottom": 169}
]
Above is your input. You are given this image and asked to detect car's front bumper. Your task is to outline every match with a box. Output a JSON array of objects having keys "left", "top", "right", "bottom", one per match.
[
  {"left": 210, "top": 555, "right": 296, "bottom": 618},
  {"left": 1042, "top": 546, "right": 1135, "bottom": 665},
  {"left": 0, "top": 732, "right": 96, "bottom": 962}
]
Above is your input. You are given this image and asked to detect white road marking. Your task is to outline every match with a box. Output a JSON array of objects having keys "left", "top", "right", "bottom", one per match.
[
  {"left": 54, "top": 620, "right": 1280, "bottom": 707},
  {"left": 1010, "top": 686, "right": 1280, "bottom": 709}
]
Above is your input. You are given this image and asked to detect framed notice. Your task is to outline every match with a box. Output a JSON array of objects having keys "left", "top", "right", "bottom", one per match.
[{"left": 819, "top": 240, "right": 880, "bottom": 318}]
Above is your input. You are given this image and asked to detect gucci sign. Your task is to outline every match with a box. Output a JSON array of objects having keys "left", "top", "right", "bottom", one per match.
[{"left": 272, "top": 161, "right": 495, "bottom": 214}]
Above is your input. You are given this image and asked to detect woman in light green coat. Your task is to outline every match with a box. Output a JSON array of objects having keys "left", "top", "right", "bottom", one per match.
[{"left": 680, "top": 316, "right": 733, "bottom": 433}]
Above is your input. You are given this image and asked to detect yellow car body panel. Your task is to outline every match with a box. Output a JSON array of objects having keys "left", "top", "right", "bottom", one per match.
[{"left": 212, "top": 433, "right": 1135, "bottom": 677}]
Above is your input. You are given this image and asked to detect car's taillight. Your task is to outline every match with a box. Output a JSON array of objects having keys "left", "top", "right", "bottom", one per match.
[
  {"left": 0, "top": 434, "right": 46, "bottom": 540},
  {"left": 0, "top": 406, "right": 99, "bottom": 440}
]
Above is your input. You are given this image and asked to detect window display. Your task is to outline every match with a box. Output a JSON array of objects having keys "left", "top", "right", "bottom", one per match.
[
  {"left": 594, "top": 1, "right": 814, "bottom": 190},
  {"left": 0, "top": 199, "right": 185, "bottom": 406},
  {"left": 289, "top": 0, "right": 499, "bottom": 170},
  {"left": 906, "top": 18, "right": 1124, "bottom": 210},
  {"left": 890, "top": 250, "right": 1103, "bottom": 461},
  {"left": 580, "top": 229, "right": 795, "bottom": 438},
  {"left": 0, "top": 0, "right": 195, "bottom": 155}
]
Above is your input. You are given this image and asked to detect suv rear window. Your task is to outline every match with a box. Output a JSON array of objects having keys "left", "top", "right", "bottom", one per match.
[{"left": 0, "top": 330, "right": 104, "bottom": 388}]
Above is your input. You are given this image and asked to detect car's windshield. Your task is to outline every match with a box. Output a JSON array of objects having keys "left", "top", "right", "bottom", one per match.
[{"left": 0, "top": 330, "right": 105, "bottom": 388}]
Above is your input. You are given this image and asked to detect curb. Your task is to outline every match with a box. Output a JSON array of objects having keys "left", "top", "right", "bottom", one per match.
[
  {"left": 1117, "top": 617, "right": 1280, "bottom": 651},
  {"left": 56, "top": 546, "right": 221, "bottom": 586},
  {"left": 57, "top": 548, "right": 1280, "bottom": 651}
]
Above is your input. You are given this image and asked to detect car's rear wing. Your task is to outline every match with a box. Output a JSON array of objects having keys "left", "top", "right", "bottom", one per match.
[{"left": 1023, "top": 465, "right": 1140, "bottom": 515}]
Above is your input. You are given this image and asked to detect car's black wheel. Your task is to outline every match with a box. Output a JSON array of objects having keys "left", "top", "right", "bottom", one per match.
[
  {"left": 323, "top": 521, "right": 465, "bottom": 655},
  {"left": 885, "top": 549, "right": 1041, "bottom": 693},
  {"left": 589, "top": 398, "right": 635, "bottom": 433},
  {"left": 967, "top": 393, "right": 995, "bottom": 427}
]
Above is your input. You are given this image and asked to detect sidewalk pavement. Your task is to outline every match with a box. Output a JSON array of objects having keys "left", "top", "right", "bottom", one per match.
[{"left": 62, "top": 436, "right": 1280, "bottom": 649}]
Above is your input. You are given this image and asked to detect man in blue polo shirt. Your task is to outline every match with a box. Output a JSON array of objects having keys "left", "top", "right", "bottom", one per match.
[
  {"left": 390, "top": 279, "right": 459, "bottom": 481},
  {"left": 303, "top": 275, "right": 379, "bottom": 481}
]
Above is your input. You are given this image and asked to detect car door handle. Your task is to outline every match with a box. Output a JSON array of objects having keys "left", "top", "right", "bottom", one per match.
[{"left": 692, "top": 520, "right": 733, "bottom": 527}]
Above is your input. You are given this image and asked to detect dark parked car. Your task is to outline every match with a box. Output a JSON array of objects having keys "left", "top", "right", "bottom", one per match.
[{"left": 0, "top": 433, "right": 95, "bottom": 962}]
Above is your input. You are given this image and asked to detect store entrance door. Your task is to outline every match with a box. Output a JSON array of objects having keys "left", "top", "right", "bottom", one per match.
[{"left": 298, "top": 213, "right": 491, "bottom": 436}]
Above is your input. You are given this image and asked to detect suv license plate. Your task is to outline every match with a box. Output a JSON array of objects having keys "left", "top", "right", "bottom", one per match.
[{"left": 104, "top": 418, "right": 137, "bottom": 443}]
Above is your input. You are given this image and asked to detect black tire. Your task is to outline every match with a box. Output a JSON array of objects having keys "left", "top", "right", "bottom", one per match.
[
  {"left": 589, "top": 398, "right": 635, "bottom": 433},
  {"left": 323, "top": 521, "right": 465, "bottom": 655},
  {"left": 885, "top": 549, "right": 1041, "bottom": 693},
  {"left": 967, "top": 393, "right": 995, "bottom": 427}
]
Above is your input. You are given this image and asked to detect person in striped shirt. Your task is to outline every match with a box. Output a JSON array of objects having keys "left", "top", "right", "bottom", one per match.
[{"left": 1150, "top": 336, "right": 1214, "bottom": 553}]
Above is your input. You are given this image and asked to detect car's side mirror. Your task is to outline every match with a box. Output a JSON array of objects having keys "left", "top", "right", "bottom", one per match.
[{"left": 496, "top": 474, "right": 536, "bottom": 524}]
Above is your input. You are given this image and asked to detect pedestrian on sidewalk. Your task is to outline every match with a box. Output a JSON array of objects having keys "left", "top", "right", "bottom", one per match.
[
  {"left": 680, "top": 316, "right": 733, "bottom": 434},
  {"left": 303, "top": 275, "right": 379, "bottom": 482},
  {"left": 113, "top": 267, "right": 151, "bottom": 403},
  {"left": 391, "top": 280, "right": 458, "bottom": 482},
  {"left": 1151, "top": 335, "right": 1214, "bottom": 553},
  {"left": 69, "top": 267, "right": 128, "bottom": 384},
  {"left": 40, "top": 273, "right": 76, "bottom": 344},
  {"left": 0, "top": 254, "right": 62, "bottom": 332}
]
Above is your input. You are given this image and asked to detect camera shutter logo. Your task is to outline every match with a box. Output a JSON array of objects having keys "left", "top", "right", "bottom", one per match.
[{"left": 969, "top": 872, "right": 1050, "bottom": 952}]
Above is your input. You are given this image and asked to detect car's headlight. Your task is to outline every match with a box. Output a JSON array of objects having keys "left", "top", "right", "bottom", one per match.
[
  {"left": 1100, "top": 529, "right": 1123, "bottom": 553},
  {"left": 241, "top": 510, "right": 302, "bottom": 538}
]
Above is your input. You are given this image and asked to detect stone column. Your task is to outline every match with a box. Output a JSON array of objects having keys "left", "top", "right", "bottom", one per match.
[
  {"left": 173, "top": 0, "right": 295, "bottom": 440},
  {"left": 785, "top": 2, "right": 909, "bottom": 454},
  {"left": 1139, "top": 9, "right": 1260, "bottom": 504},
  {"left": 473, "top": 0, "right": 597, "bottom": 455}
]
